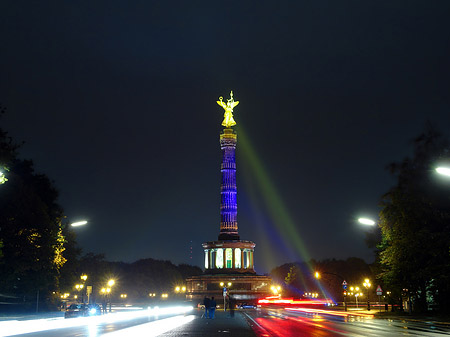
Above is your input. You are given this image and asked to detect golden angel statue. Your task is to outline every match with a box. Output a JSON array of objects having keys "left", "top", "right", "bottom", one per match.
[{"left": 217, "top": 91, "right": 239, "bottom": 127}]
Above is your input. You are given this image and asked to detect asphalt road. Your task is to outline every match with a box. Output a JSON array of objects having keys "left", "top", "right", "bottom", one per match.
[
  {"left": 0, "top": 306, "right": 195, "bottom": 337},
  {"left": 2, "top": 307, "right": 450, "bottom": 337},
  {"left": 243, "top": 307, "right": 450, "bottom": 337}
]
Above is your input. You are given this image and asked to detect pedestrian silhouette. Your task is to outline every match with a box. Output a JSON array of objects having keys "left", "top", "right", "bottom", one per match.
[
  {"left": 203, "top": 296, "right": 210, "bottom": 318},
  {"left": 209, "top": 297, "right": 217, "bottom": 319},
  {"left": 229, "top": 296, "right": 235, "bottom": 318}
]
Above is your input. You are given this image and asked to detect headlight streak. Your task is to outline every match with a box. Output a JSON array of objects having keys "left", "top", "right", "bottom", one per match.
[
  {"left": 101, "top": 314, "right": 195, "bottom": 337},
  {"left": 258, "top": 298, "right": 334, "bottom": 306},
  {"left": 0, "top": 305, "right": 193, "bottom": 337},
  {"left": 285, "top": 307, "right": 374, "bottom": 318}
]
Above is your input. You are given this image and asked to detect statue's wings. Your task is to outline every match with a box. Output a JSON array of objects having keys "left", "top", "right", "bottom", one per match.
[
  {"left": 217, "top": 100, "right": 227, "bottom": 109},
  {"left": 231, "top": 101, "right": 239, "bottom": 108}
]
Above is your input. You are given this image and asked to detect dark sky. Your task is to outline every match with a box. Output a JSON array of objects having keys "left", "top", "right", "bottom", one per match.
[{"left": 1, "top": 1, "right": 450, "bottom": 274}]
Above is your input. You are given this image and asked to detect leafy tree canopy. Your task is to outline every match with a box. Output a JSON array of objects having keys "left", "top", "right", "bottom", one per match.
[
  {"left": 377, "top": 124, "right": 450, "bottom": 312},
  {"left": 0, "top": 107, "right": 78, "bottom": 304}
]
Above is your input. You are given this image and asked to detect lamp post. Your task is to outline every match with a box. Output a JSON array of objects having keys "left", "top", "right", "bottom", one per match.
[
  {"left": 107, "top": 279, "right": 115, "bottom": 313},
  {"left": 100, "top": 288, "right": 107, "bottom": 314},
  {"left": 80, "top": 275, "right": 88, "bottom": 303},
  {"left": 363, "top": 279, "right": 371, "bottom": 311},
  {"left": 315, "top": 271, "right": 347, "bottom": 311},
  {"left": 270, "top": 285, "right": 282, "bottom": 296},
  {"left": 355, "top": 288, "right": 361, "bottom": 308},
  {"left": 75, "top": 284, "right": 84, "bottom": 303}
]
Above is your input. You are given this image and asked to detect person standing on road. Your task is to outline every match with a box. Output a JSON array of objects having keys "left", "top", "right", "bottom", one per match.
[
  {"left": 209, "top": 297, "right": 217, "bottom": 319},
  {"left": 203, "top": 296, "right": 210, "bottom": 318},
  {"left": 229, "top": 296, "right": 235, "bottom": 318}
]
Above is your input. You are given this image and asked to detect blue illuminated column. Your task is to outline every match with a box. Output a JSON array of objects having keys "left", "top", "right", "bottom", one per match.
[{"left": 218, "top": 128, "right": 240, "bottom": 240}]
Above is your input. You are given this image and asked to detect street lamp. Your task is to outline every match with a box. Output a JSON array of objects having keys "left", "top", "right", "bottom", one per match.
[
  {"left": 107, "top": 280, "right": 115, "bottom": 312},
  {"left": 358, "top": 218, "right": 376, "bottom": 226},
  {"left": 363, "top": 278, "right": 371, "bottom": 311},
  {"left": 436, "top": 167, "right": 450, "bottom": 177},
  {"left": 315, "top": 270, "right": 347, "bottom": 311},
  {"left": 75, "top": 284, "right": 84, "bottom": 302},
  {"left": 270, "top": 285, "right": 282, "bottom": 295},
  {"left": 174, "top": 286, "right": 186, "bottom": 294},
  {"left": 70, "top": 221, "right": 88, "bottom": 227},
  {"left": 350, "top": 286, "right": 361, "bottom": 308},
  {"left": 80, "top": 275, "right": 88, "bottom": 303}
]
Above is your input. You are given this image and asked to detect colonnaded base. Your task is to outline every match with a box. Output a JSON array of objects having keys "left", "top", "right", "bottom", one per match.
[
  {"left": 185, "top": 240, "right": 273, "bottom": 307},
  {"left": 185, "top": 273, "right": 273, "bottom": 307}
]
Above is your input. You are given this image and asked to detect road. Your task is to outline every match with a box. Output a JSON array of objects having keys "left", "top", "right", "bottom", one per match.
[
  {"left": 2, "top": 306, "right": 450, "bottom": 336},
  {"left": 244, "top": 307, "right": 450, "bottom": 336},
  {"left": 0, "top": 306, "right": 195, "bottom": 337}
]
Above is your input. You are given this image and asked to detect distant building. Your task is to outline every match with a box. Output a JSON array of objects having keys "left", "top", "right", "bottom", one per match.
[{"left": 186, "top": 92, "right": 272, "bottom": 305}]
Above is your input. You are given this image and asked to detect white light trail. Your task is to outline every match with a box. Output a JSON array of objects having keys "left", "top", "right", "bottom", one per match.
[
  {"left": 101, "top": 314, "right": 195, "bottom": 337},
  {"left": 0, "top": 306, "right": 193, "bottom": 337}
]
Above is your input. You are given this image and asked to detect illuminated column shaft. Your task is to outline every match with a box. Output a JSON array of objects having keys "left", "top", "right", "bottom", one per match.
[{"left": 218, "top": 128, "right": 239, "bottom": 240}]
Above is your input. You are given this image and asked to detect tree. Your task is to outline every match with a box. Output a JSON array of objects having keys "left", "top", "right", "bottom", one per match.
[
  {"left": 0, "top": 109, "right": 77, "bottom": 309},
  {"left": 271, "top": 258, "right": 373, "bottom": 301},
  {"left": 377, "top": 125, "right": 450, "bottom": 312}
]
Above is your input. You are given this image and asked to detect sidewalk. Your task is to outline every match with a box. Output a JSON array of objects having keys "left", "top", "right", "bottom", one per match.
[{"left": 161, "top": 309, "right": 257, "bottom": 337}]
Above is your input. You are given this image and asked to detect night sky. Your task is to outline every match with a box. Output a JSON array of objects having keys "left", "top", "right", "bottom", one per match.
[{"left": 1, "top": 1, "right": 450, "bottom": 274}]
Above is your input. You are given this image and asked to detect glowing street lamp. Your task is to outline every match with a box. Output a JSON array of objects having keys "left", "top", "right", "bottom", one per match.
[
  {"left": 358, "top": 218, "right": 376, "bottom": 226},
  {"left": 106, "top": 280, "right": 115, "bottom": 313},
  {"left": 436, "top": 167, "right": 450, "bottom": 177},
  {"left": 80, "top": 275, "right": 88, "bottom": 303},
  {"left": 363, "top": 278, "right": 371, "bottom": 311},
  {"left": 270, "top": 285, "right": 282, "bottom": 295},
  {"left": 70, "top": 221, "right": 88, "bottom": 227},
  {"left": 315, "top": 270, "right": 347, "bottom": 310},
  {"left": 74, "top": 284, "right": 84, "bottom": 302},
  {"left": 174, "top": 285, "right": 186, "bottom": 294}
]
